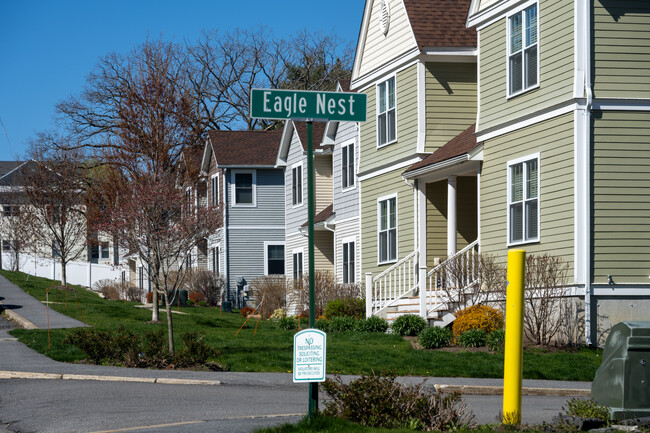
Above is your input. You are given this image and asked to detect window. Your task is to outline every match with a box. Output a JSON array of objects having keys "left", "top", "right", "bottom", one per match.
[
  {"left": 90, "top": 241, "right": 109, "bottom": 261},
  {"left": 292, "top": 163, "right": 303, "bottom": 206},
  {"left": 341, "top": 142, "right": 355, "bottom": 189},
  {"left": 139, "top": 267, "right": 144, "bottom": 290},
  {"left": 292, "top": 250, "right": 303, "bottom": 280},
  {"left": 378, "top": 196, "right": 397, "bottom": 263},
  {"left": 211, "top": 175, "right": 219, "bottom": 206},
  {"left": 186, "top": 252, "right": 192, "bottom": 269},
  {"left": 377, "top": 77, "right": 396, "bottom": 146},
  {"left": 52, "top": 240, "right": 61, "bottom": 258},
  {"left": 265, "top": 243, "right": 285, "bottom": 275},
  {"left": 508, "top": 154, "right": 539, "bottom": 244},
  {"left": 2, "top": 240, "right": 13, "bottom": 251},
  {"left": 508, "top": 3, "right": 538, "bottom": 96},
  {"left": 211, "top": 246, "right": 220, "bottom": 275},
  {"left": 2, "top": 205, "right": 18, "bottom": 217},
  {"left": 342, "top": 241, "right": 355, "bottom": 283},
  {"left": 232, "top": 170, "right": 256, "bottom": 206},
  {"left": 101, "top": 242, "right": 109, "bottom": 259}
]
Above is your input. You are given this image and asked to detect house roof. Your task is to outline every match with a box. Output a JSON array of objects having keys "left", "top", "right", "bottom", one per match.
[
  {"left": 0, "top": 160, "right": 37, "bottom": 186},
  {"left": 403, "top": 124, "right": 479, "bottom": 175},
  {"left": 302, "top": 203, "right": 335, "bottom": 227},
  {"left": 0, "top": 161, "right": 25, "bottom": 178},
  {"left": 404, "top": 0, "right": 476, "bottom": 50},
  {"left": 207, "top": 130, "right": 283, "bottom": 167},
  {"left": 294, "top": 122, "right": 327, "bottom": 151}
]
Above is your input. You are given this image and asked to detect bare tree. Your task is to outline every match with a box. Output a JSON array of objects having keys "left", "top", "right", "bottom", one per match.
[
  {"left": 0, "top": 172, "right": 34, "bottom": 272},
  {"left": 22, "top": 136, "right": 89, "bottom": 288},
  {"left": 102, "top": 173, "right": 220, "bottom": 354}
]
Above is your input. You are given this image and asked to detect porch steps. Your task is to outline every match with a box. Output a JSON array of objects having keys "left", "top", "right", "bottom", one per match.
[{"left": 383, "top": 292, "right": 455, "bottom": 328}]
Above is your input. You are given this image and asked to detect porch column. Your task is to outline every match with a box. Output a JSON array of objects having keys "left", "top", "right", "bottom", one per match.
[
  {"left": 365, "top": 272, "right": 373, "bottom": 318},
  {"left": 417, "top": 180, "right": 427, "bottom": 318},
  {"left": 447, "top": 176, "right": 457, "bottom": 257}
]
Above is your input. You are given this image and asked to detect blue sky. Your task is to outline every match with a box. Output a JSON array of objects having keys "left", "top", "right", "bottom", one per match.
[{"left": 0, "top": 0, "right": 364, "bottom": 161}]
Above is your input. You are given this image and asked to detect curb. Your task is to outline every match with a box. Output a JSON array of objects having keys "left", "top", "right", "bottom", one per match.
[
  {"left": 0, "top": 306, "right": 39, "bottom": 330},
  {"left": 0, "top": 370, "right": 221, "bottom": 386},
  {"left": 434, "top": 384, "right": 590, "bottom": 397}
]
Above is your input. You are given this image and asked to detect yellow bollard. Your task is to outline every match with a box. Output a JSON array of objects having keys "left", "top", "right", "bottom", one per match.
[{"left": 503, "top": 249, "right": 525, "bottom": 424}]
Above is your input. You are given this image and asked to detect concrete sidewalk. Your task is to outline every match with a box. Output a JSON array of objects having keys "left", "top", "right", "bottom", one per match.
[{"left": 0, "top": 273, "right": 592, "bottom": 395}]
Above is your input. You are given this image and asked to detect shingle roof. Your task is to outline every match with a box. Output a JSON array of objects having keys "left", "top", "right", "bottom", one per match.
[
  {"left": 403, "top": 0, "right": 476, "bottom": 49},
  {"left": 404, "top": 124, "right": 478, "bottom": 174},
  {"left": 0, "top": 161, "right": 24, "bottom": 178},
  {"left": 208, "top": 130, "right": 283, "bottom": 167},
  {"left": 293, "top": 122, "right": 327, "bottom": 151},
  {"left": 302, "top": 203, "right": 335, "bottom": 227}
]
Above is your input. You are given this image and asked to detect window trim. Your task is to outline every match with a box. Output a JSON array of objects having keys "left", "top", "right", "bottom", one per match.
[
  {"left": 506, "top": 152, "right": 540, "bottom": 246},
  {"left": 264, "top": 241, "right": 286, "bottom": 275},
  {"left": 292, "top": 248, "right": 304, "bottom": 281},
  {"left": 376, "top": 75, "right": 397, "bottom": 148},
  {"left": 211, "top": 174, "right": 219, "bottom": 207},
  {"left": 291, "top": 162, "right": 304, "bottom": 207},
  {"left": 231, "top": 169, "right": 257, "bottom": 207},
  {"left": 341, "top": 237, "right": 356, "bottom": 284},
  {"left": 341, "top": 140, "right": 356, "bottom": 191},
  {"left": 506, "top": 0, "right": 540, "bottom": 98},
  {"left": 377, "top": 193, "right": 398, "bottom": 265},
  {"left": 211, "top": 245, "right": 220, "bottom": 275}
]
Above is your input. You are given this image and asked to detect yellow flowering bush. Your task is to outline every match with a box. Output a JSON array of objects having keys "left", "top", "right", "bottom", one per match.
[{"left": 452, "top": 305, "right": 504, "bottom": 337}]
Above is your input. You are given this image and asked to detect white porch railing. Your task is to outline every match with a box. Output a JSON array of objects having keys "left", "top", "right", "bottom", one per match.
[
  {"left": 365, "top": 250, "right": 419, "bottom": 317},
  {"left": 425, "top": 240, "right": 479, "bottom": 315}
]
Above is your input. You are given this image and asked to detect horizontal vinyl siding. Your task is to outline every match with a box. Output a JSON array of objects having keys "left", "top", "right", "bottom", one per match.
[
  {"left": 359, "top": 65, "right": 419, "bottom": 175},
  {"left": 284, "top": 135, "right": 307, "bottom": 234},
  {"left": 593, "top": 0, "right": 650, "bottom": 98},
  {"left": 315, "top": 155, "right": 333, "bottom": 212},
  {"left": 425, "top": 62, "right": 477, "bottom": 153},
  {"left": 360, "top": 168, "right": 415, "bottom": 277},
  {"left": 228, "top": 169, "right": 285, "bottom": 226},
  {"left": 478, "top": 0, "right": 574, "bottom": 132},
  {"left": 335, "top": 218, "right": 361, "bottom": 284},
  {"left": 285, "top": 234, "right": 305, "bottom": 283},
  {"left": 480, "top": 113, "right": 575, "bottom": 279},
  {"left": 227, "top": 228, "right": 285, "bottom": 289},
  {"left": 332, "top": 121, "right": 360, "bottom": 220},
  {"left": 314, "top": 231, "right": 334, "bottom": 272},
  {"left": 592, "top": 110, "right": 650, "bottom": 284},
  {"left": 357, "top": 0, "right": 418, "bottom": 78}
]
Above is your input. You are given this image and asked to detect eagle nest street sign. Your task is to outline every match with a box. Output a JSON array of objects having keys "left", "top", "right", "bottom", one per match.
[
  {"left": 293, "top": 329, "right": 327, "bottom": 383},
  {"left": 250, "top": 88, "right": 367, "bottom": 122}
]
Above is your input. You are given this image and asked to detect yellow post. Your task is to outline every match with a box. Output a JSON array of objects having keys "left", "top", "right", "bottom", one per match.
[{"left": 503, "top": 249, "right": 525, "bottom": 424}]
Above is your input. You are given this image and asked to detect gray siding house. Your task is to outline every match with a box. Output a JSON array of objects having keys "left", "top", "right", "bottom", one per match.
[{"left": 201, "top": 130, "right": 285, "bottom": 306}]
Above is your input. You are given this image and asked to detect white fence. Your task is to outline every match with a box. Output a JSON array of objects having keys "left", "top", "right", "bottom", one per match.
[{"left": 0, "top": 251, "right": 129, "bottom": 288}]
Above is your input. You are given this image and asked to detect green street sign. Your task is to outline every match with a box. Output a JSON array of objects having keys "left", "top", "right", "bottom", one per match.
[{"left": 250, "top": 88, "right": 367, "bottom": 122}]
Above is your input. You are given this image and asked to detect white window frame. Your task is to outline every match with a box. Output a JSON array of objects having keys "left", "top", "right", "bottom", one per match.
[
  {"left": 341, "top": 237, "right": 356, "bottom": 284},
  {"left": 341, "top": 140, "right": 356, "bottom": 191},
  {"left": 231, "top": 169, "right": 257, "bottom": 207},
  {"left": 507, "top": 153, "right": 540, "bottom": 246},
  {"left": 211, "top": 174, "right": 219, "bottom": 207},
  {"left": 211, "top": 245, "right": 220, "bottom": 275},
  {"left": 292, "top": 248, "right": 304, "bottom": 281},
  {"left": 506, "top": 0, "right": 540, "bottom": 98},
  {"left": 264, "top": 241, "right": 285, "bottom": 275},
  {"left": 377, "top": 193, "right": 398, "bottom": 265},
  {"left": 100, "top": 241, "right": 110, "bottom": 260},
  {"left": 376, "top": 75, "right": 397, "bottom": 148},
  {"left": 291, "top": 162, "right": 303, "bottom": 207}
]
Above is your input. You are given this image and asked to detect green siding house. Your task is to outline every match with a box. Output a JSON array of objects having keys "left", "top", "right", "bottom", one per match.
[{"left": 467, "top": 0, "right": 650, "bottom": 345}]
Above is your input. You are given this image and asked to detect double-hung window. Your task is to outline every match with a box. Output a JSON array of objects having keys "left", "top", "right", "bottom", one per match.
[
  {"left": 508, "top": 3, "right": 538, "bottom": 96},
  {"left": 341, "top": 142, "right": 355, "bottom": 189},
  {"left": 342, "top": 241, "right": 356, "bottom": 283},
  {"left": 378, "top": 196, "right": 397, "bottom": 263},
  {"left": 292, "top": 163, "right": 303, "bottom": 206},
  {"left": 377, "top": 77, "right": 396, "bottom": 146},
  {"left": 232, "top": 170, "right": 255, "bottom": 206},
  {"left": 211, "top": 175, "right": 219, "bottom": 206},
  {"left": 265, "top": 243, "right": 285, "bottom": 275},
  {"left": 292, "top": 250, "right": 303, "bottom": 280},
  {"left": 508, "top": 154, "right": 539, "bottom": 244},
  {"left": 212, "top": 246, "right": 220, "bottom": 275}
]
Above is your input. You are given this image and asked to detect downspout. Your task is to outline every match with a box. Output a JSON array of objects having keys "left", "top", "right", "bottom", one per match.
[
  {"left": 583, "top": 0, "right": 594, "bottom": 347},
  {"left": 224, "top": 168, "right": 231, "bottom": 304}
]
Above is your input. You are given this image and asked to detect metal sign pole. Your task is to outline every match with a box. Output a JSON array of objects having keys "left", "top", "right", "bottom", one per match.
[{"left": 307, "top": 120, "right": 318, "bottom": 420}]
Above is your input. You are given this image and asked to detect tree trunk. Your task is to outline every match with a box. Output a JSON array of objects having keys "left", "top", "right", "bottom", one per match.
[
  {"left": 163, "top": 290, "right": 175, "bottom": 356},
  {"left": 61, "top": 260, "right": 67, "bottom": 288},
  {"left": 151, "top": 289, "right": 160, "bottom": 322}
]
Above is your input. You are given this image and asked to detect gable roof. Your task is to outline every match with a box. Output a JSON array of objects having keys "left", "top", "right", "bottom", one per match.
[
  {"left": 0, "top": 161, "right": 25, "bottom": 178},
  {"left": 404, "top": 0, "right": 476, "bottom": 50},
  {"left": 276, "top": 121, "right": 329, "bottom": 166},
  {"left": 403, "top": 124, "right": 479, "bottom": 176},
  {"left": 0, "top": 160, "right": 37, "bottom": 187},
  {"left": 207, "top": 130, "right": 283, "bottom": 168}
]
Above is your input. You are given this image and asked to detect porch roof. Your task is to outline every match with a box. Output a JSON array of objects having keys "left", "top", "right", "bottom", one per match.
[
  {"left": 301, "top": 203, "right": 335, "bottom": 229},
  {"left": 403, "top": 124, "right": 480, "bottom": 178}
]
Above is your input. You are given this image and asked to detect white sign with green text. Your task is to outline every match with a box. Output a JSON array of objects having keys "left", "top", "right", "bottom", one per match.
[{"left": 293, "top": 329, "right": 327, "bottom": 383}]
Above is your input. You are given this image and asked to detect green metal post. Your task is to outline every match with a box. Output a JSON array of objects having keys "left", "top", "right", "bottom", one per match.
[{"left": 307, "top": 121, "right": 318, "bottom": 420}]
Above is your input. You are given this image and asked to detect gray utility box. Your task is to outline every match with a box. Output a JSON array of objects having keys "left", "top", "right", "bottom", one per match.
[{"left": 592, "top": 321, "right": 650, "bottom": 420}]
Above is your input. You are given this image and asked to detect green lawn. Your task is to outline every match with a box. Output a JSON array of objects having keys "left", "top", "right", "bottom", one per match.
[{"left": 1, "top": 270, "right": 602, "bottom": 380}]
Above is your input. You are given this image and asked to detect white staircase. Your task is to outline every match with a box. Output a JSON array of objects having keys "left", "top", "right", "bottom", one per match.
[{"left": 366, "top": 240, "right": 479, "bottom": 327}]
